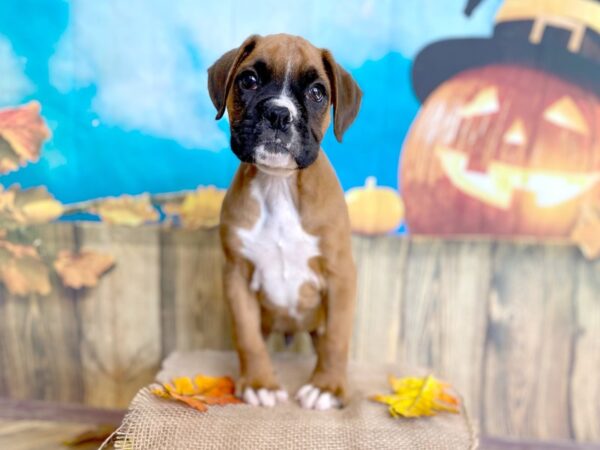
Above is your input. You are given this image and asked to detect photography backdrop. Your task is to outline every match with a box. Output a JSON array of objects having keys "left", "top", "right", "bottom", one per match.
[{"left": 1, "top": 1, "right": 600, "bottom": 445}]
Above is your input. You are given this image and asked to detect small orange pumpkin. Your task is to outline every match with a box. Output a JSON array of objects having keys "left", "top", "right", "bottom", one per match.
[
  {"left": 400, "top": 65, "right": 600, "bottom": 236},
  {"left": 346, "top": 177, "right": 404, "bottom": 235}
]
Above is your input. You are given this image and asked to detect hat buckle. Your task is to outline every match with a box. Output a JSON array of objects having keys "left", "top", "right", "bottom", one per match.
[{"left": 529, "top": 15, "right": 587, "bottom": 53}]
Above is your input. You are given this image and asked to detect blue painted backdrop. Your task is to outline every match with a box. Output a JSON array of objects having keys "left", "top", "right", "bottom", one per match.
[{"left": 0, "top": 0, "right": 500, "bottom": 222}]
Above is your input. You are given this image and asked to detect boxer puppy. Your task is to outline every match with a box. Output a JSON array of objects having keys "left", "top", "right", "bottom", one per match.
[{"left": 208, "top": 34, "right": 361, "bottom": 410}]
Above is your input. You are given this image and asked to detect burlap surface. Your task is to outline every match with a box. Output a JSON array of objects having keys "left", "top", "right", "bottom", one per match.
[{"left": 106, "top": 350, "right": 478, "bottom": 449}]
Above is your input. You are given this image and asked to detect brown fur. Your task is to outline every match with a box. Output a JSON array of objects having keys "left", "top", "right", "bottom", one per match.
[{"left": 210, "top": 34, "right": 361, "bottom": 401}]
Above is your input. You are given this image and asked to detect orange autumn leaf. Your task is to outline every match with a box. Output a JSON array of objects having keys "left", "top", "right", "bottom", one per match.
[
  {"left": 164, "top": 186, "right": 226, "bottom": 229},
  {"left": 54, "top": 249, "right": 115, "bottom": 289},
  {"left": 0, "top": 240, "right": 51, "bottom": 296},
  {"left": 169, "top": 392, "right": 208, "bottom": 412},
  {"left": 95, "top": 194, "right": 159, "bottom": 226},
  {"left": 0, "top": 102, "right": 51, "bottom": 174},
  {"left": 371, "top": 375, "right": 460, "bottom": 418},
  {"left": 151, "top": 374, "right": 242, "bottom": 413},
  {"left": 571, "top": 203, "right": 600, "bottom": 260}
]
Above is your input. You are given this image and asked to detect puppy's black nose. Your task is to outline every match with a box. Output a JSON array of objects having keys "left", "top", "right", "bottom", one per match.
[{"left": 265, "top": 106, "right": 292, "bottom": 131}]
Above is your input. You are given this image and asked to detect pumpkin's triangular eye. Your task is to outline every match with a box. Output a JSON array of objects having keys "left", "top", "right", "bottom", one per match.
[
  {"left": 543, "top": 96, "right": 589, "bottom": 135},
  {"left": 460, "top": 87, "right": 499, "bottom": 118}
]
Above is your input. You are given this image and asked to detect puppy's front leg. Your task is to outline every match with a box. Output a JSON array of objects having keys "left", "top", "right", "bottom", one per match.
[
  {"left": 224, "top": 262, "right": 288, "bottom": 407},
  {"left": 296, "top": 267, "right": 356, "bottom": 410}
]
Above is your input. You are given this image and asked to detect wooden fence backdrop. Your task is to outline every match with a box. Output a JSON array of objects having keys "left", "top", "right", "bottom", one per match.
[{"left": 0, "top": 223, "right": 599, "bottom": 444}]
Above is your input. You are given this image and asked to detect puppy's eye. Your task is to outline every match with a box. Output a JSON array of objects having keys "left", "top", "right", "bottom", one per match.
[
  {"left": 307, "top": 85, "right": 325, "bottom": 103},
  {"left": 239, "top": 72, "right": 259, "bottom": 90}
]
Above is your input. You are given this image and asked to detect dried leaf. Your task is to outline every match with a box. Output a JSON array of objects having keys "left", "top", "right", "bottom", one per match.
[
  {"left": 371, "top": 375, "right": 460, "bottom": 418},
  {"left": 151, "top": 374, "right": 242, "bottom": 413},
  {"left": 0, "top": 240, "right": 51, "bottom": 296},
  {"left": 54, "top": 249, "right": 115, "bottom": 289},
  {"left": 0, "top": 185, "right": 63, "bottom": 228},
  {"left": 571, "top": 203, "right": 600, "bottom": 260},
  {"left": 0, "top": 102, "right": 51, "bottom": 173},
  {"left": 14, "top": 186, "right": 63, "bottom": 223},
  {"left": 95, "top": 194, "right": 159, "bottom": 226},
  {"left": 164, "top": 186, "right": 226, "bottom": 229}
]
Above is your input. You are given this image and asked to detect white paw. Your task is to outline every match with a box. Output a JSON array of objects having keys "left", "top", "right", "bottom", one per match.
[
  {"left": 243, "top": 387, "right": 288, "bottom": 407},
  {"left": 295, "top": 384, "right": 341, "bottom": 411}
]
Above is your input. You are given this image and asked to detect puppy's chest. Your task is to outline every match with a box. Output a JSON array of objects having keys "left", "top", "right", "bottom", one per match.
[{"left": 237, "top": 176, "right": 321, "bottom": 317}]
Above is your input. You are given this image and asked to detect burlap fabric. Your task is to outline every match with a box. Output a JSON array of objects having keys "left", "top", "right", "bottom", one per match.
[{"left": 106, "top": 350, "right": 478, "bottom": 449}]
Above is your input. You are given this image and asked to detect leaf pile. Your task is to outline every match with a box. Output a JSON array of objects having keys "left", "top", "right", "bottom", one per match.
[
  {"left": 0, "top": 101, "right": 51, "bottom": 174},
  {"left": 54, "top": 250, "right": 115, "bottom": 289},
  {"left": 163, "top": 186, "right": 226, "bottom": 229},
  {"left": 151, "top": 374, "right": 242, "bottom": 412},
  {"left": 371, "top": 375, "right": 460, "bottom": 418}
]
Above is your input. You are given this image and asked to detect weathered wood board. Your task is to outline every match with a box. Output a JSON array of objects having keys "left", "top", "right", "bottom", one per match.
[{"left": 0, "top": 223, "right": 598, "bottom": 443}]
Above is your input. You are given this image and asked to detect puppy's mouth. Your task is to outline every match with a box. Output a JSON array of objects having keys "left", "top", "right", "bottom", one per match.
[{"left": 254, "top": 142, "right": 298, "bottom": 175}]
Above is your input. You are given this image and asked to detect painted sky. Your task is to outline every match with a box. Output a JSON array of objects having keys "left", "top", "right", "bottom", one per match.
[{"left": 0, "top": 0, "right": 501, "bottom": 204}]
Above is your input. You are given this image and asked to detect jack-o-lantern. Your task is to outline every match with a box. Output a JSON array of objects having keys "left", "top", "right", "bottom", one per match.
[{"left": 401, "top": 65, "right": 600, "bottom": 236}]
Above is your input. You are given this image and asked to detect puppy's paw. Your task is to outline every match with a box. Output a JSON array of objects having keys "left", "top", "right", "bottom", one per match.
[
  {"left": 243, "top": 387, "right": 288, "bottom": 407},
  {"left": 295, "top": 384, "right": 341, "bottom": 411}
]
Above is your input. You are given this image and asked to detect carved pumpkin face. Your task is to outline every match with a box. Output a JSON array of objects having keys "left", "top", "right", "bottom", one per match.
[{"left": 400, "top": 65, "right": 600, "bottom": 236}]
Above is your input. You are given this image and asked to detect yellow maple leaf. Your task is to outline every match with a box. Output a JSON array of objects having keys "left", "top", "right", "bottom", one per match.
[
  {"left": 0, "top": 185, "right": 63, "bottom": 228},
  {"left": 0, "top": 102, "right": 51, "bottom": 174},
  {"left": 14, "top": 186, "right": 64, "bottom": 223},
  {"left": 53, "top": 249, "right": 115, "bottom": 289},
  {"left": 164, "top": 186, "right": 226, "bottom": 230},
  {"left": 151, "top": 374, "right": 242, "bottom": 413},
  {"left": 95, "top": 194, "right": 159, "bottom": 226},
  {"left": 371, "top": 375, "right": 460, "bottom": 418}
]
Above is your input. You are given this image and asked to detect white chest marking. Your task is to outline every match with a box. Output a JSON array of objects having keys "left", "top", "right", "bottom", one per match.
[{"left": 237, "top": 173, "right": 320, "bottom": 318}]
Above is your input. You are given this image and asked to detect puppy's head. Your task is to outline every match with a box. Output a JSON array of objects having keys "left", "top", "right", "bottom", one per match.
[{"left": 208, "top": 34, "right": 362, "bottom": 174}]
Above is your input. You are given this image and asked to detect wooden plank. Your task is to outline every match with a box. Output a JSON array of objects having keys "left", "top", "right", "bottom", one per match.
[
  {"left": 0, "top": 398, "right": 124, "bottom": 424},
  {"left": 0, "top": 419, "right": 107, "bottom": 450},
  {"left": 351, "top": 235, "right": 408, "bottom": 363},
  {"left": 0, "top": 223, "right": 83, "bottom": 403},
  {"left": 570, "top": 257, "right": 600, "bottom": 441},
  {"left": 480, "top": 435, "right": 600, "bottom": 450},
  {"left": 483, "top": 243, "right": 578, "bottom": 439},
  {"left": 399, "top": 239, "right": 491, "bottom": 420},
  {"left": 159, "top": 228, "right": 232, "bottom": 355},
  {"left": 75, "top": 224, "right": 162, "bottom": 408}
]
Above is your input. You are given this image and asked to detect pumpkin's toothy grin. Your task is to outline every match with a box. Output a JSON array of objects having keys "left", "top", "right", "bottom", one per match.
[{"left": 436, "top": 147, "right": 600, "bottom": 209}]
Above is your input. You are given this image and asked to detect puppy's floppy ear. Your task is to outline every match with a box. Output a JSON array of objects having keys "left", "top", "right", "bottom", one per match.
[
  {"left": 208, "top": 35, "right": 261, "bottom": 120},
  {"left": 321, "top": 49, "right": 362, "bottom": 142}
]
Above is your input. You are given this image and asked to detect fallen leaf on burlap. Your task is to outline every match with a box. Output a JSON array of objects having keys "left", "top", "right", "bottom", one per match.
[
  {"left": 0, "top": 240, "right": 51, "bottom": 296},
  {"left": 0, "top": 185, "right": 63, "bottom": 228},
  {"left": 0, "top": 101, "right": 51, "bottom": 174},
  {"left": 163, "top": 186, "right": 226, "bottom": 229},
  {"left": 371, "top": 375, "right": 460, "bottom": 418},
  {"left": 151, "top": 374, "right": 242, "bottom": 412},
  {"left": 54, "top": 249, "right": 115, "bottom": 289},
  {"left": 571, "top": 203, "right": 600, "bottom": 260},
  {"left": 63, "top": 424, "right": 117, "bottom": 447},
  {"left": 94, "top": 194, "right": 159, "bottom": 226}
]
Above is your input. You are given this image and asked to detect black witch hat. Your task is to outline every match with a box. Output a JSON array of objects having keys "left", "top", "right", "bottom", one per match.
[{"left": 412, "top": 0, "right": 600, "bottom": 102}]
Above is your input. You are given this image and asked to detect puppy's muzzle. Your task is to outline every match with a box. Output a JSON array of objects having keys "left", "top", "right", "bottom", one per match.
[{"left": 264, "top": 105, "right": 293, "bottom": 132}]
